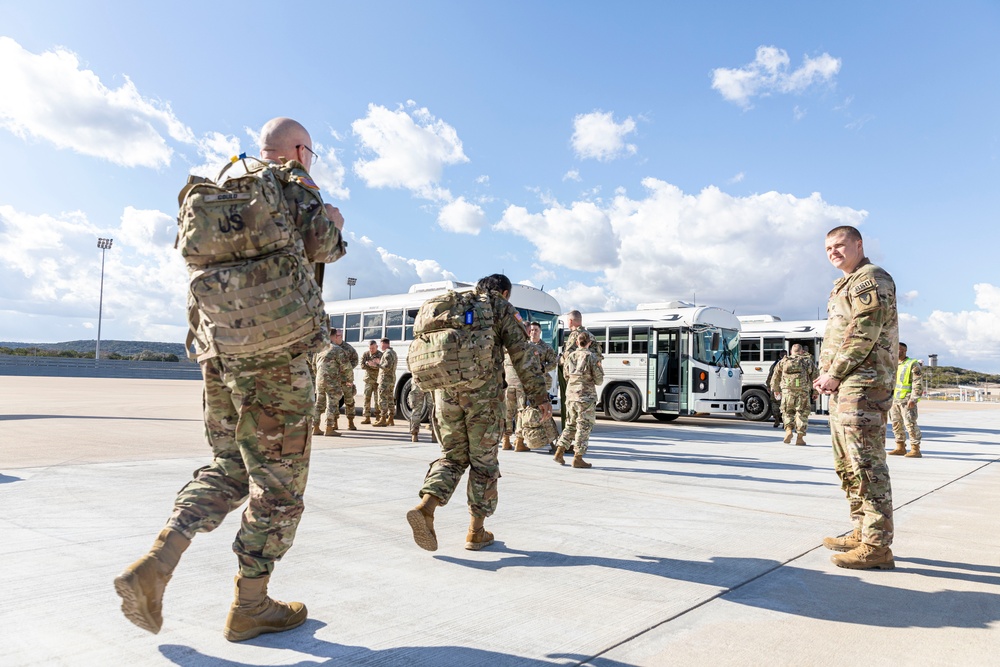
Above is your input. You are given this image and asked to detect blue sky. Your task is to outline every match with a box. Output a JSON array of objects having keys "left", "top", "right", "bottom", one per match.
[{"left": 1, "top": 1, "right": 998, "bottom": 371}]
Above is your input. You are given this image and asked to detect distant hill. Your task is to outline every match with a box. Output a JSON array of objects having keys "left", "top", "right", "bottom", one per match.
[{"left": 0, "top": 340, "right": 191, "bottom": 361}]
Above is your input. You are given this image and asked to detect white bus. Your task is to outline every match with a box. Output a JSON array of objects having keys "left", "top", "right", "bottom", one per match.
[
  {"left": 567, "top": 303, "right": 744, "bottom": 422},
  {"left": 325, "top": 280, "right": 562, "bottom": 419},
  {"left": 737, "top": 316, "right": 827, "bottom": 421}
]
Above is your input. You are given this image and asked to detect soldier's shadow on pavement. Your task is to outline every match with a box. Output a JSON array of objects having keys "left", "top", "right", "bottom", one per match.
[
  {"left": 158, "top": 620, "right": 637, "bottom": 667},
  {"left": 437, "top": 546, "right": 1000, "bottom": 629},
  {"left": 0, "top": 473, "right": 21, "bottom": 484}
]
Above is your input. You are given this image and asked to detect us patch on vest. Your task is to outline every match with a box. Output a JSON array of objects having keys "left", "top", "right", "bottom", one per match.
[
  {"left": 294, "top": 174, "right": 320, "bottom": 190},
  {"left": 852, "top": 279, "right": 876, "bottom": 296}
]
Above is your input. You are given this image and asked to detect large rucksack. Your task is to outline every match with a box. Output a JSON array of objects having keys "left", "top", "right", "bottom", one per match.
[
  {"left": 175, "top": 157, "right": 324, "bottom": 361},
  {"left": 781, "top": 355, "right": 809, "bottom": 388},
  {"left": 406, "top": 290, "right": 495, "bottom": 391}
]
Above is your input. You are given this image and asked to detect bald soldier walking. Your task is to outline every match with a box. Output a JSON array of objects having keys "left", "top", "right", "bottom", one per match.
[
  {"left": 114, "top": 117, "right": 346, "bottom": 640},
  {"left": 814, "top": 225, "right": 898, "bottom": 570}
]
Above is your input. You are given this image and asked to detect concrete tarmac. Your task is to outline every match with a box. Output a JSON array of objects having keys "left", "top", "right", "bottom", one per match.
[{"left": 2, "top": 377, "right": 998, "bottom": 666}]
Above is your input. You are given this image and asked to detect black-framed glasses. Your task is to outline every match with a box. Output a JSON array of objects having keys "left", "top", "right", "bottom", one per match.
[{"left": 296, "top": 144, "right": 320, "bottom": 163}]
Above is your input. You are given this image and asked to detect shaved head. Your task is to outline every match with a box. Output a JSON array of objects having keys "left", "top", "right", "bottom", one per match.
[{"left": 260, "top": 117, "right": 310, "bottom": 162}]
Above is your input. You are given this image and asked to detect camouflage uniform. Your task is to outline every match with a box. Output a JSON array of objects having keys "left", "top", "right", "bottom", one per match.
[
  {"left": 889, "top": 358, "right": 923, "bottom": 448},
  {"left": 420, "top": 290, "right": 547, "bottom": 518},
  {"left": 502, "top": 353, "right": 526, "bottom": 437},
  {"left": 557, "top": 348, "right": 604, "bottom": 456},
  {"left": 558, "top": 326, "right": 603, "bottom": 422},
  {"left": 820, "top": 257, "right": 898, "bottom": 548},
  {"left": 337, "top": 340, "right": 359, "bottom": 419},
  {"left": 314, "top": 343, "right": 352, "bottom": 425},
  {"left": 168, "top": 159, "right": 345, "bottom": 577},
  {"left": 377, "top": 347, "right": 398, "bottom": 418},
  {"left": 770, "top": 352, "right": 817, "bottom": 436},
  {"left": 408, "top": 382, "right": 434, "bottom": 435},
  {"left": 360, "top": 349, "right": 382, "bottom": 418}
]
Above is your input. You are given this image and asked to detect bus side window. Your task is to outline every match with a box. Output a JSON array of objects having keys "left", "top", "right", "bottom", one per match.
[
  {"left": 608, "top": 327, "right": 629, "bottom": 354},
  {"left": 385, "top": 309, "right": 403, "bottom": 341},
  {"left": 329, "top": 313, "right": 344, "bottom": 332},
  {"left": 763, "top": 338, "right": 785, "bottom": 362},
  {"left": 592, "top": 327, "right": 608, "bottom": 355},
  {"left": 632, "top": 327, "right": 649, "bottom": 355},
  {"left": 363, "top": 312, "right": 384, "bottom": 341},
  {"left": 344, "top": 313, "right": 361, "bottom": 343},
  {"left": 405, "top": 308, "right": 418, "bottom": 340},
  {"left": 740, "top": 337, "right": 761, "bottom": 362}
]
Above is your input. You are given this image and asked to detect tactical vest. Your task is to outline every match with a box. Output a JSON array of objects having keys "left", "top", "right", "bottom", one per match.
[
  {"left": 894, "top": 358, "right": 919, "bottom": 400},
  {"left": 407, "top": 290, "right": 495, "bottom": 391},
  {"left": 176, "top": 157, "right": 324, "bottom": 361}
]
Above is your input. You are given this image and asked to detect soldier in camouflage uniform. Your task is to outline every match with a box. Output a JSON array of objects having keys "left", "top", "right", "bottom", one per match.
[
  {"left": 502, "top": 352, "right": 528, "bottom": 451},
  {"left": 815, "top": 225, "right": 898, "bottom": 571},
  {"left": 372, "top": 338, "right": 397, "bottom": 427},
  {"left": 527, "top": 320, "right": 559, "bottom": 449},
  {"left": 770, "top": 343, "right": 817, "bottom": 445},
  {"left": 359, "top": 340, "right": 382, "bottom": 424},
  {"left": 888, "top": 342, "right": 924, "bottom": 458},
  {"left": 336, "top": 334, "right": 360, "bottom": 430},
  {"left": 313, "top": 328, "right": 353, "bottom": 437},
  {"left": 407, "top": 381, "right": 436, "bottom": 443},
  {"left": 406, "top": 274, "right": 551, "bottom": 552},
  {"left": 115, "top": 117, "right": 346, "bottom": 640},
  {"left": 554, "top": 330, "right": 604, "bottom": 468},
  {"left": 558, "top": 310, "right": 603, "bottom": 424}
]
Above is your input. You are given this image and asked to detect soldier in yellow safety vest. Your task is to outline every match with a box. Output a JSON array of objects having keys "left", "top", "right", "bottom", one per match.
[{"left": 888, "top": 343, "right": 923, "bottom": 458}]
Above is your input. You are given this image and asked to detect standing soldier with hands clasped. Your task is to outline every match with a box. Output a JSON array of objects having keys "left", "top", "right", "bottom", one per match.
[
  {"left": 814, "top": 225, "right": 898, "bottom": 571},
  {"left": 770, "top": 343, "right": 817, "bottom": 445},
  {"left": 115, "top": 117, "right": 346, "bottom": 640},
  {"left": 553, "top": 329, "right": 603, "bottom": 468},
  {"left": 372, "top": 338, "right": 397, "bottom": 427},
  {"left": 360, "top": 340, "right": 382, "bottom": 424}
]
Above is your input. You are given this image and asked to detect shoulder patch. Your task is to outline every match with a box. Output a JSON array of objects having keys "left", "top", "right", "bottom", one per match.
[
  {"left": 293, "top": 174, "right": 320, "bottom": 190},
  {"left": 851, "top": 278, "right": 877, "bottom": 296}
]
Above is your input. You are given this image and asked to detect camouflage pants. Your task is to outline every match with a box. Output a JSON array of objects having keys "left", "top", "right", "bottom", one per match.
[
  {"left": 342, "top": 380, "right": 355, "bottom": 418},
  {"left": 558, "top": 399, "right": 596, "bottom": 456},
  {"left": 770, "top": 395, "right": 782, "bottom": 424},
  {"left": 168, "top": 346, "right": 315, "bottom": 578},
  {"left": 378, "top": 377, "right": 395, "bottom": 417},
  {"left": 363, "top": 376, "right": 379, "bottom": 417},
  {"left": 829, "top": 384, "right": 894, "bottom": 547},
  {"left": 419, "top": 380, "right": 503, "bottom": 518},
  {"left": 409, "top": 385, "right": 434, "bottom": 434},
  {"left": 889, "top": 399, "right": 921, "bottom": 446},
  {"left": 780, "top": 390, "right": 812, "bottom": 435},
  {"left": 314, "top": 380, "right": 345, "bottom": 424},
  {"left": 503, "top": 385, "right": 526, "bottom": 436}
]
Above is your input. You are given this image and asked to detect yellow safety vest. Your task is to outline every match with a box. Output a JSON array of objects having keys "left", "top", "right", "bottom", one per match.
[{"left": 894, "top": 358, "right": 919, "bottom": 400}]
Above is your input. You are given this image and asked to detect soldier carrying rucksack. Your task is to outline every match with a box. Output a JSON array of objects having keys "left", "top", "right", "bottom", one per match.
[
  {"left": 406, "top": 274, "right": 552, "bottom": 553},
  {"left": 115, "top": 117, "right": 346, "bottom": 643}
]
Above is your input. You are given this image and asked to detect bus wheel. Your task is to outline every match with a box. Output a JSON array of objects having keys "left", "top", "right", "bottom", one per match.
[
  {"left": 606, "top": 384, "right": 641, "bottom": 422},
  {"left": 652, "top": 413, "right": 678, "bottom": 422},
  {"left": 742, "top": 388, "right": 771, "bottom": 421},
  {"left": 398, "top": 378, "right": 414, "bottom": 421}
]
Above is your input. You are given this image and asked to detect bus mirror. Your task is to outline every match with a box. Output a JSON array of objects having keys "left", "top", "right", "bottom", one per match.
[{"left": 711, "top": 332, "right": 720, "bottom": 350}]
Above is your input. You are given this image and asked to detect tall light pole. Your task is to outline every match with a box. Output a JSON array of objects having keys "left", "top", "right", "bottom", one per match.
[
  {"left": 347, "top": 276, "right": 357, "bottom": 299},
  {"left": 96, "top": 237, "right": 113, "bottom": 361}
]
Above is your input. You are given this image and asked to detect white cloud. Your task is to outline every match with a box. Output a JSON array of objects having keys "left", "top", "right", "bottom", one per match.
[
  {"left": 311, "top": 144, "right": 350, "bottom": 200},
  {"left": 563, "top": 169, "right": 581, "bottom": 182},
  {"left": 352, "top": 102, "right": 468, "bottom": 201},
  {"left": 437, "top": 197, "right": 487, "bottom": 235},
  {"left": 729, "top": 171, "right": 745, "bottom": 184},
  {"left": 900, "top": 289, "right": 919, "bottom": 304},
  {"left": 712, "top": 45, "right": 841, "bottom": 109},
  {"left": 495, "top": 201, "right": 619, "bottom": 271},
  {"left": 0, "top": 36, "right": 194, "bottom": 168},
  {"left": 917, "top": 284, "right": 1000, "bottom": 369},
  {"left": 549, "top": 281, "right": 626, "bottom": 315},
  {"left": 571, "top": 111, "right": 637, "bottom": 161}
]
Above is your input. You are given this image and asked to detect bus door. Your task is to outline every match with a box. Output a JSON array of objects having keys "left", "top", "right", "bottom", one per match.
[{"left": 648, "top": 328, "right": 686, "bottom": 413}]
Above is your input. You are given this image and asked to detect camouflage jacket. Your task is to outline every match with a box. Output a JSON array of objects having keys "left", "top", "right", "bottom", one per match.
[
  {"left": 820, "top": 258, "right": 898, "bottom": 390},
  {"left": 337, "top": 340, "right": 359, "bottom": 368},
  {"left": 317, "top": 344, "right": 353, "bottom": 389},
  {"left": 564, "top": 348, "right": 604, "bottom": 402},
  {"left": 360, "top": 350, "right": 381, "bottom": 381},
  {"left": 483, "top": 290, "right": 549, "bottom": 405},
  {"left": 529, "top": 339, "right": 559, "bottom": 374},
  {"left": 771, "top": 353, "right": 817, "bottom": 395},
  {"left": 378, "top": 347, "right": 397, "bottom": 384},
  {"left": 561, "top": 326, "right": 604, "bottom": 367}
]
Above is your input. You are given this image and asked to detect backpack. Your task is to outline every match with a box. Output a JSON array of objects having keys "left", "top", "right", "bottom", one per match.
[
  {"left": 781, "top": 355, "right": 810, "bottom": 388},
  {"left": 406, "top": 290, "right": 495, "bottom": 391},
  {"left": 176, "top": 157, "right": 324, "bottom": 361}
]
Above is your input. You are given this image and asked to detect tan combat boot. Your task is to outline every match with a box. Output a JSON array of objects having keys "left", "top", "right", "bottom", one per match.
[
  {"left": 331, "top": 414, "right": 339, "bottom": 431},
  {"left": 465, "top": 515, "right": 494, "bottom": 551},
  {"left": 822, "top": 528, "right": 861, "bottom": 552},
  {"left": 830, "top": 543, "right": 895, "bottom": 570},
  {"left": 905, "top": 444, "right": 922, "bottom": 458},
  {"left": 372, "top": 416, "right": 388, "bottom": 427},
  {"left": 312, "top": 422, "right": 322, "bottom": 436},
  {"left": 411, "top": 431, "right": 419, "bottom": 442},
  {"left": 553, "top": 445, "right": 566, "bottom": 465},
  {"left": 514, "top": 435, "right": 529, "bottom": 452},
  {"left": 324, "top": 421, "right": 340, "bottom": 437},
  {"left": 406, "top": 494, "right": 440, "bottom": 551},
  {"left": 114, "top": 527, "right": 191, "bottom": 634},
  {"left": 347, "top": 415, "right": 357, "bottom": 431},
  {"left": 783, "top": 428, "right": 793, "bottom": 444},
  {"left": 361, "top": 411, "right": 372, "bottom": 425},
  {"left": 223, "top": 574, "right": 307, "bottom": 642},
  {"left": 572, "top": 453, "right": 592, "bottom": 469},
  {"left": 387, "top": 414, "right": 395, "bottom": 427},
  {"left": 502, "top": 434, "right": 512, "bottom": 450},
  {"left": 888, "top": 442, "right": 907, "bottom": 455},
  {"left": 795, "top": 434, "right": 806, "bottom": 446}
]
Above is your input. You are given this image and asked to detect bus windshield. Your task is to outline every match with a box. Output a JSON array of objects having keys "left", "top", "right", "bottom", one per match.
[
  {"left": 691, "top": 327, "right": 740, "bottom": 368},
  {"left": 516, "top": 309, "right": 560, "bottom": 349}
]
